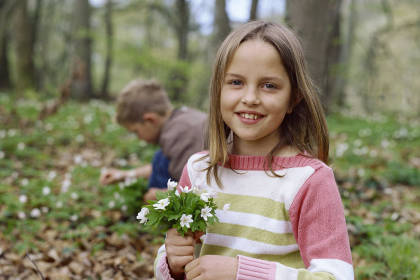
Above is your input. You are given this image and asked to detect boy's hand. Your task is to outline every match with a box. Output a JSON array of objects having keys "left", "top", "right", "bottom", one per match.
[
  {"left": 99, "top": 168, "right": 125, "bottom": 185},
  {"left": 185, "top": 255, "right": 237, "bottom": 280},
  {"left": 143, "top": 187, "right": 162, "bottom": 201},
  {"left": 165, "top": 228, "right": 195, "bottom": 279}
]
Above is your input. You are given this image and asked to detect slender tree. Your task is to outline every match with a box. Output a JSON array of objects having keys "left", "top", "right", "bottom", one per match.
[
  {"left": 212, "top": 0, "right": 231, "bottom": 50},
  {"left": 249, "top": 0, "right": 259, "bottom": 21},
  {"left": 286, "top": 0, "right": 343, "bottom": 113},
  {"left": 14, "top": 0, "right": 42, "bottom": 92},
  {"left": 70, "top": 0, "right": 93, "bottom": 100},
  {"left": 0, "top": 0, "right": 16, "bottom": 90},
  {"left": 100, "top": 0, "right": 113, "bottom": 99}
]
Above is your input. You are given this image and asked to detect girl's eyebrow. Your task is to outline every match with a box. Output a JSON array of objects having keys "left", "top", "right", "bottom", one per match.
[
  {"left": 226, "top": 73, "right": 286, "bottom": 83},
  {"left": 225, "top": 73, "right": 243, "bottom": 78}
]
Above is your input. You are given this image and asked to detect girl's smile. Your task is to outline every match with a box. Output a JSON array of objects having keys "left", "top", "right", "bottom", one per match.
[{"left": 220, "top": 39, "right": 292, "bottom": 155}]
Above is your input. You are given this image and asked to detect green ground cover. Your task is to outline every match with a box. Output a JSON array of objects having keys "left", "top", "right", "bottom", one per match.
[{"left": 0, "top": 95, "right": 419, "bottom": 279}]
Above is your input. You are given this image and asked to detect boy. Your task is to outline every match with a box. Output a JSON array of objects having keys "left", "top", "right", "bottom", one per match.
[{"left": 100, "top": 79, "right": 207, "bottom": 201}]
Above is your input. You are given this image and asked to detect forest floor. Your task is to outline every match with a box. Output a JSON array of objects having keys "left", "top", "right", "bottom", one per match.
[{"left": 0, "top": 96, "right": 419, "bottom": 279}]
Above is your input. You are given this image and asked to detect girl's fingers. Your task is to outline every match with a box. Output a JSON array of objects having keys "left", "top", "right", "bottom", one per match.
[
  {"left": 168, "top": 255, "right": 195, "bottom": 272},
  {"left": 166, "top": 229, "right": 194, "bottom": 245},
  {"left": 166, "top": 245, "right": 194, "bottom": 257},
  {"left": 185, "top": 259, "right": 201, "bottom": 280}
]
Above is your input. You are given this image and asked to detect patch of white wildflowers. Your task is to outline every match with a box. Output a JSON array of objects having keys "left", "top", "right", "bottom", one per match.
[{"left": 136, "top": 180, "right": 219, "bottom": 236}]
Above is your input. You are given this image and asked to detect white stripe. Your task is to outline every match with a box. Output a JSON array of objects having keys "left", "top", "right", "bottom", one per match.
[
  {"left": 275, "top": 262, "right": 299, "bottom": 280},
  {"left": 204, "top": 233, "right": 299, "bottom": 255},
  {"left": 308, "top": 259, "right": 354, "bottom": 280},
  {"left": 216, "top": 210, "right": 293, "bottom": 234}
]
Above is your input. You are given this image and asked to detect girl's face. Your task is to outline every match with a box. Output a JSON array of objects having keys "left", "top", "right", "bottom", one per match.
[{"left": 220, "top": 39, "right": 292, "bottom": 155}]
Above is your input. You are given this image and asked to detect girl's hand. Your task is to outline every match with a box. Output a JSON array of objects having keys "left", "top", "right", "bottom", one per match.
[
  {"left": 165, "top": 228, "right": 195, "bottom": 279},
  {"left": 185, "top": 255, "right": 238, "bottom": 280}
]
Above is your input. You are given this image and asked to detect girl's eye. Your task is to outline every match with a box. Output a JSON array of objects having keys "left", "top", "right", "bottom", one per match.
[
  {"left": 263, "top": 82, "right": 276, "bottom": 89},
  {"left": 226, "top": 79, "right": 242, "bottom": 86}
]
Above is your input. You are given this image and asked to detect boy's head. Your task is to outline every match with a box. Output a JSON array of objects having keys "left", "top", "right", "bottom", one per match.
[{"left": 116, "top": 79, "right": 172, "bottom": 143}]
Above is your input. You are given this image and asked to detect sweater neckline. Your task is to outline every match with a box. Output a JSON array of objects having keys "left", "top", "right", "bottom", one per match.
[{"left": 226, "top": 153, "right": 320, "bottom": 170}]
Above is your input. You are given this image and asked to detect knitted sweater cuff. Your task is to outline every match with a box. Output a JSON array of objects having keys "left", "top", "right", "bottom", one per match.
[
  {"left": 236, "top": 255, "right": 276, "bottom": 280},
  {"left": 158, "top": 253, "right": 176, "bottom": 280}
]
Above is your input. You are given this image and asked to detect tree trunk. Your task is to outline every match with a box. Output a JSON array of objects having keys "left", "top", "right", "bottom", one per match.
[
  {"left": 0, "top": 0, "right": 16, "bottom": 90},
  {"left": 249, "top": 0, "right": 259, "bottom": 21},
  {"left": 335, "top": 0, "right": 357, "bottom": 107},
  {"left": 100, "top": 0, "right": 113, "bottom": 99},
  {"left": 212, "top": 0, "right": 230, "bottom": 50},
  {"left": 169, "top": 0, "right": 190, "bottom": 102},
  {"left": 175, "top": 0, "right": 189, "bottom": 61},
  {"left": 14, "top": 0, "right": 36, "bottom": 91},
  {"left": 286, "top": 0, "right": 342, "bottom": 113},
  {"left": 70, "top": 0, "right": 93, "bottom": 100},
  {"left": 0, "top": 31, "right": 11, "bottom": 89}
]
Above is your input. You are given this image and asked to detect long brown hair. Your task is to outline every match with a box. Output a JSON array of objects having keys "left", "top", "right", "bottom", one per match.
[{"left": 205, "top": 21, "right": 329, "bottom": 187}]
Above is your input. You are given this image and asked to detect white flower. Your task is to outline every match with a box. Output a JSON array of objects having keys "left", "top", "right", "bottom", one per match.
[
  {"left": 47, "top": 171, "right": 57, "bottom": 181},
  {"left": 19, "top": 195, "right": 28, "bottom": 204},
  {"left": 179, "top": 186, "right": 192, "bottom": 193},
  {"left": 71, "top": 192, "right": 79, "bottom": 200},
  {"left": 136, "top": 207, "right": 149, "bottom": 224},
  {"left": 42, "top": 186, "right": 51, "bottom": 196},
  {"left": 17, "top": 142, "right": 25, "bottom": 151},
  {"left": 108, "top": 200, "right": 115, "bottom": 208},
  {"left": 121, "top": 205, "right": 127, "bottom": 212},
  {"left": 200, "top": 191, "right": 217, "bottom": 202},
  {"left": 56, "top": 201, "right": 63, "bottom": 208},
  {"left": 61, "top": 179, "right": 71, "bottom": 193},
  {"left": 223, "top": 204, "right": 231, "bottom": 211},
  {"left": 30, "top": 208, "right": 41, "bottom": 218},
  {"left": 180, "top": 214, "right": 193, "bottom": 228},
  {"left": 201, "top": 206, "right": 213, "bottom": 221},
  {"left": 0, "top": 150, "right": 4, "bottom": 159},
  {"left": 18, "top": 211, "right": 26, "bottom": 219},
  {"left": 175, "top": 190, "right": 180, "bottom": 197},
  {"left": 167, "top": 179, "right": 178, "bottom": 191},
  {"left": 21, "top": 178, "right": 29, "bottom": 186},
  {"left": 74, "top": 155, "right": 83, "bottom": 165},
  {"left": 153, "top": 198, "right": 170, "bottom": 210},
  {"left": 70, "top": 214, "right": 78, "bottom": 221},
  {"left": 41, "top": 207, "right": 49, "bottom": 213},
  {"left": 200, "top": 192, "right": 211, "bottom": 202}
]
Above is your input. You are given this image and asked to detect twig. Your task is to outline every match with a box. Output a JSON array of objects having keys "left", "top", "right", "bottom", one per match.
[{"left": 25, "top": 253, "right": 45, "bottom": 280}]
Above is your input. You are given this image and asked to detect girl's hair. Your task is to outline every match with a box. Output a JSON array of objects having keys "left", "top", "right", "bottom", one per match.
[{"left": 205, "top": 20, "right": 329, "bottom": 186}]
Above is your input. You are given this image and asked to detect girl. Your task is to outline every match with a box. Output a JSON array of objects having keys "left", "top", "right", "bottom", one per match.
[{"left": 154, "top": 21, "right": 353, "bottom": 280}]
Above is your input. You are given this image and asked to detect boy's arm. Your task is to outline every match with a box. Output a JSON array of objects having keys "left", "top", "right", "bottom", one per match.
[{"left": 100, "top": 164, "right": 152, "bottom": 185}]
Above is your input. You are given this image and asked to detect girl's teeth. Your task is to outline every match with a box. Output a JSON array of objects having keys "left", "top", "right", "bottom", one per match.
[{"left": 241, "top": 113, "right": 258, "bottom": 120}]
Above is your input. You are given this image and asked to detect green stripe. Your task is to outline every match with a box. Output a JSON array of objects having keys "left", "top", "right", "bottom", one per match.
[
  {"left": 200, "top": 244, "right": 304, "bottom": 268},
  {"left": 207, "top": 223, "right": 296, "bottom": 246},
  {"left": 298, "top": 270, "right": 336, "bottom": 280},
  {"left": 216, "top": 193, "right": 289, "bottom": 221}
]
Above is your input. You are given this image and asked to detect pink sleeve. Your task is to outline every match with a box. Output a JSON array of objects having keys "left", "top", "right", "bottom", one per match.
[
  {"left": 289, "top": 166, "right": 353, "bottom": 267},
  {"left": 157, "top": 253, "right": 176, "bottom": 280},
  {"left": 178, "top": 164, "right": 192, "bottom": 189}
]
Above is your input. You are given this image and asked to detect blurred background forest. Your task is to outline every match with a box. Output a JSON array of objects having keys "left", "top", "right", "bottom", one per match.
[{"left": 0, "top": 0, "right": 419, "bottom": 279}]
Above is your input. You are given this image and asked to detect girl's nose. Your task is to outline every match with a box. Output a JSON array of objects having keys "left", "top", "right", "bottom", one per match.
[{"left": 241, "top": 87, "right": 260, "bottom": 105}]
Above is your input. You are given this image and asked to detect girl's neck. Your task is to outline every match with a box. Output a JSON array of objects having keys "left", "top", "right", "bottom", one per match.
[{"left": 231, "top": 136, "right": 299, "bottom": 157}]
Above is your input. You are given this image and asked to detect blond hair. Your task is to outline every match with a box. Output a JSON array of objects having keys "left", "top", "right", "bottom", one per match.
[
  {"left": 116, "top": 79, "right": 172, "bottom": 125},
  {"left": 206, "top": 21, "right": 329, "bottom": 186}
]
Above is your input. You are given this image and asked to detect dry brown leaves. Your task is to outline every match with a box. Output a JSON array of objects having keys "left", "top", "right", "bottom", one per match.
[{"left": 0, "top": 230, "right": 162, "bottom": 280}]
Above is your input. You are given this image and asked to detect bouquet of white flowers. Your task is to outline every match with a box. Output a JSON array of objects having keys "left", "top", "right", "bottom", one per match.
[{"left": 136, "top": 179, "right": 219, "bottom": 236}]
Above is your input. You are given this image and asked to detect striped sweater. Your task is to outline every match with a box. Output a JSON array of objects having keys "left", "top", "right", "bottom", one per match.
[{"left": 155, "top": 152, "right": 354, "bottom": 280}]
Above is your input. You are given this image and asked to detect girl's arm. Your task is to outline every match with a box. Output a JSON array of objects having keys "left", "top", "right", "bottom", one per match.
[{"left": 234, "top": 166, "right": 354, "bottom": 280}]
